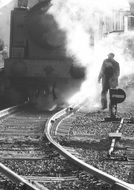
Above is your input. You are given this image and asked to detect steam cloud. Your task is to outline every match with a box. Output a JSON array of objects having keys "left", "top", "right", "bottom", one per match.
[
  {"left": 0, "top": 0, "right": 17, "bottom": 67},
  {"left": 0, "top": 0, "right": 134, "bottom": 111},
  {"left": 48, "top": 0, "right": 134, "bottom": 111},
  {"left": 0, "top": 0, "right": 17, "bottom": 46}
]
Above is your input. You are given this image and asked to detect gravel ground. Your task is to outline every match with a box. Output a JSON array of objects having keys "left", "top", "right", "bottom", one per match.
[
  {"left": 120, "top": 123, "right": 134, "bottom": 137},
  {"left": 1, "top": 137, "right": 80, "bottom": 177},
  {"left": 1, "top": 97, "right": 134, "bottom": 189},
  {"left": 70, "top": 111, "right": 119, "bottom": 139},
  {"left": 64, "top": 94, "right": 134, "bottom": 184},
  {"left": 75, "top": 147, "right": 129, "bottom": 182}
]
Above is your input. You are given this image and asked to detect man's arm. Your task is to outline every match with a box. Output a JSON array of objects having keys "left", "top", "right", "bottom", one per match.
[
  {"left": 98, "top": 61, "right": 105, "bottom": 83},
  {"left": 117, "top": 62, "right": 120, "bottom": 76}
]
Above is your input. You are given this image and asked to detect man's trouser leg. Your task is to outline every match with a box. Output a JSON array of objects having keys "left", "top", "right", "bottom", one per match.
[{"left": 101, "top": 88, "right": 108, "bottom": 109}]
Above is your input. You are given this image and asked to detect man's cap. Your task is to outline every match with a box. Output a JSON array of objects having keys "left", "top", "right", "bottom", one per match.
[{"left": 108, "top": 53, "right": 115, "bottom": 57}]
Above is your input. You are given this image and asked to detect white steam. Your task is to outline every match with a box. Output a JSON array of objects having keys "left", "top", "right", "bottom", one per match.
[
  {"left": 0, "top": 0, "right": 133, "bottom": 111},
  {"left": 48, "top": 0, "right": 129, "bottom": 66},
  {"left": 0, "top": 0, "right": 17, "bottom": 47},
  {"left": 0, "top": 0, "right": 15, "bottom": 9},
  {"left": 48, "top": 0, "right": 133, "bottom": 110},
  {"left": 0, "top": 0, "right": 17, "bottom": 67}
]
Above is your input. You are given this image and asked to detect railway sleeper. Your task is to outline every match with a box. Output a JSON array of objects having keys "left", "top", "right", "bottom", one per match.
[{"left": 46, "top": 106, "right": 134, "bottom": 190}]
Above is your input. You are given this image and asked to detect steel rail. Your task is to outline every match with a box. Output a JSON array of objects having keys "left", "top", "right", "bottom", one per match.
[
  {"left": 0, "top": 163, "right": 45, "bottom": 190},
  {"left": 45, "top": 107, "right": 134, "bottom": 190},
  {"left": 0, "top": 104, "right": 48, "bottom": 190},
  {"left": 0, "top": 103, "right": 28, "bottom": 118}
]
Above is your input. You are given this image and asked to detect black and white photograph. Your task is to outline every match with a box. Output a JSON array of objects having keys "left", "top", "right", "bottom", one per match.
[{"left": 0, "top": 0, "right": 134, "bottom": 189}]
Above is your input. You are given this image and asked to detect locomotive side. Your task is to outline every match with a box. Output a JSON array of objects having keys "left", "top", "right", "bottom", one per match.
[{"left": 3, "top": 0, "right": 85, "bottom": 110}]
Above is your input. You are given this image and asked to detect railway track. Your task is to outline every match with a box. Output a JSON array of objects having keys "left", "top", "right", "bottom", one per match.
[
  {"left": 45, "top": 106, "right": 134, "bottom": 190},
  {"left": 0, "top": 104, "right": 51, "bottom": 190},
  {"left": 0, "top": 104, "right": 84, "bottom": 190},
  {"left": 0, "top": 103, "right": 134, "bottom": 189}
]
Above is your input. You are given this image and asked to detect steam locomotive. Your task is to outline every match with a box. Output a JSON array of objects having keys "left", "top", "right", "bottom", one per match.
[{"left": 0, "top": 0, "right": 85, "bottom": 110}]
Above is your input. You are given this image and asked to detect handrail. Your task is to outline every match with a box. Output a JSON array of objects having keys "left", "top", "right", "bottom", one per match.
[{"left": 45, "top": 107, "right": 134, "bottom": 190}]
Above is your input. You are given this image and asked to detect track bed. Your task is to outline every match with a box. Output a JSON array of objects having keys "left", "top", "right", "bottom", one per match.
[{"left": 0, "top": 107, "right": 85, "bottom": 190}]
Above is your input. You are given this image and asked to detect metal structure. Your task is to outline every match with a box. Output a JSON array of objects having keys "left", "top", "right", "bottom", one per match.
[
  {"left": 104, "top": 88, "right": 126, "bottom": 122},
  {"left": 0, "top": 0, "right": 85, "bottom": 110}
]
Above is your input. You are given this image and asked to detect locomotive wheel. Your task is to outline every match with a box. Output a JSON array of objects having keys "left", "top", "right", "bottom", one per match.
[{"left": 28, "top": 87, "right": 57, "bottom": 111}]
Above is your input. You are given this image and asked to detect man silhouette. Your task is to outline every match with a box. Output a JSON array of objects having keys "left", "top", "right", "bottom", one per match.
[{"left": 98, "top": 53, "right": 120, "bottom": 109}]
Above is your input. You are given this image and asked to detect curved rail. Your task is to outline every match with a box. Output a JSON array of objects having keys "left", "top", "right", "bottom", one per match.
[{"left": 45, "top": 107, "right": 134, "bottom": 190}]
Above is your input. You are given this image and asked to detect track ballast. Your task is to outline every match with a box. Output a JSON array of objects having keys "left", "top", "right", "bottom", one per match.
[
  {"left": 0, "top": 102, "right": 134, "bottom": 189},
  {"left": 46, "top": 104, "right": 134, "bottom": 190}
]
